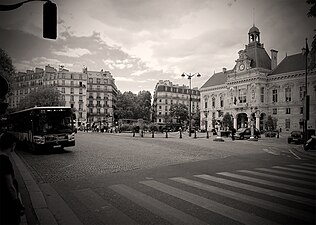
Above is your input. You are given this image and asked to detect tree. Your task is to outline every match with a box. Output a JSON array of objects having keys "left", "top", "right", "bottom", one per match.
[
  {"left": 192, "top": 109, "right": 200, "bottom": 129},
  {"left": 265, "top": 115, "right": 278, "bottom": 131},
  {"left": 307, "top": 0, "right": 316, "bottom": 17},
  {"left": 169, "top": 103, "right": 188, "bottom": 125},
  {"left": 136, "top": 90, "right": 152, "bottom": 121},
  {"left": 18, "top": 86, "right": 65, "bottom": 110},
  {"left": 0, "top": 48, "right": 15, "bottom": 99},
  {"left": 222, "top": 112, "right": 233, "bottom": 130},
  {"left": 306, "top": 0, "right": 316, "bottom": 69}
]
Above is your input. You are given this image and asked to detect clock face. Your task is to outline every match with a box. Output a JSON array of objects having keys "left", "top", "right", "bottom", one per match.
[{"left": 239, "top": 63, "right": 245, "bottom": 71}]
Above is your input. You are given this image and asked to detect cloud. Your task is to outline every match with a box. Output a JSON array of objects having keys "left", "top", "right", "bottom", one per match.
[{"left": 53, "top": 47, "right": 92, "bottom": 58}]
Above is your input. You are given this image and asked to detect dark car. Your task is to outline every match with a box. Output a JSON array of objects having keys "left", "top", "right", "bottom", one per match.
[
  {"left": 288, "top": 131, "right": 303, "bottom": 144},
  {"left": 235, "top": 127, "right": 261, "bottom": 140}
]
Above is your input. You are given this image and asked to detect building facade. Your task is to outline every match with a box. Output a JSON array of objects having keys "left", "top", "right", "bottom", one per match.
[
  {"left": 84, "top": 68, "right": 117, "bottom": 127},
  {"left": 200, "top": 25, "right": 316, "bottom": 134},
  {"left": 152, "top": 80, "right": 200, "bottom": 127},
  {"left": 8, "top": 66, "right": 118, "bottom": 128}
]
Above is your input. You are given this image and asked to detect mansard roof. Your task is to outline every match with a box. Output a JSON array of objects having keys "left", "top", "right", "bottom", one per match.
[
  {"left": 200, "top": 71, "right": 229, "bottom": 89},
  {"left": 269, "top": 53, "right": 305, "bottom": 75},
  {"left": 245, "top": 45, "right": 271, "bottom": 70}
]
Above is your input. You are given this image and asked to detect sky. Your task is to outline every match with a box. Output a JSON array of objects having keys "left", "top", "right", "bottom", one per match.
[{"left": 0, "top": 0, "right": 314, "bottom": 94}]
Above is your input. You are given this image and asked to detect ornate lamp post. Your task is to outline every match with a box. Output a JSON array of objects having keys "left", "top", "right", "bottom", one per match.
[{"left": 181, "top": 72, "right": 201, "bottom": 137}]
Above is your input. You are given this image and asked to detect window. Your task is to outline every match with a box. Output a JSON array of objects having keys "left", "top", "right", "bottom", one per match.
[
  {"left": 165, "top": 99, "right": 168, "bottom": 104},
  {"left": 300, "top": 107, "right": 303, "bottom": 114},
  {"left": 286, "top": 108, "right": 291, "bottom": 114},
  {"left": 220, "top": 96, "right": 224, "bottom": 107},
  {"left": 62, "top": 80, "right": 65, "bottom": 86},
  {"left": 260, "top": 87, "right": 264, "bottom": 103},
  {"left": 204, "top": 101, "right": 208, "bottom": 109},
  {"left": 70, "top": 95, "right": 74, "bottom": 101},
  {"left": 70, "top": 88, "right": 74, "bottom": 94},
  {"left": 62, "top": 88, "right": 65, "bottom": 93},
  {"left": 212, "top": 97, "right": 215, "bottom": 108},
  {"left": 299, "top": 86, "right": 304, "bottom": 99},
  {"left": 79, "top": 88, "right": 83, "bottom": 94},
  {"left": 285, "top": 87, "right": 291, "bottom": 102},
  {"left": 159, "top": 105, "right": 162, "bottom": 109},
  {"left": 272, "top": 108, "right": 277, "bottom": 114},
  {"left": 272, "top": 89, "right": 278, "bottom": 102},
  {"left": 285, "top": 119, "right": 290, "bottom": 129},
  {"left": 159, "top": 99, "right": 162, "bottom": 103},
  {"left": 71, "top": 81, "right": 74, "bottom": 86},
  {"left": 238, "top": 89, "right": 247, "bottom": 103},
  {"left": 79, "top": 104, "right": 83, "bottom": 110},
  {"left": 97, "top": 78, "right": 101, "bottom": 84},
  {"left": 89, "top": 78, "right": 93, "bottom": 83}
]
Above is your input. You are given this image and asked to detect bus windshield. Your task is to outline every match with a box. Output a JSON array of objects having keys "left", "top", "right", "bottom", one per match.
[{"left": 33, "top": 110, "right": 73, "bottom": 134}]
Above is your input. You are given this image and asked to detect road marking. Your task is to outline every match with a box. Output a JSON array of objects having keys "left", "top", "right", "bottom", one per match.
[
  {"left": 256, "top": 168, "right": 315, "bottom": 180},
  {"left": 217, "top": 172, "right": 314, "bottom": 195},
  {"left": 140, "top": 180, "right": 279, "bottom": 225},
  {"left": 288, "top": 148, "right": 301, "bottom": 159},
  {"left": 195, "top": 174, "right": 315, "bottom": 206},
  {"left": 72, "top": 188, "right": 137, "bottom": 225},
  {"left": 170, "top": 177, "right": 313, "bottom": 222},
  {"left": 262, "top": 148, "right": 279, "bottom": 155},
  {"left": 287, "top": 165, "right": 316, "bottom": 171},
  {"left": 109, "top": 184, "right": 207, "bottom": 225},
  {"left": 238, "top": 170, "right": 315, "bottom": 186},
  {"left": 272, "top": 166, "right": 316, "bottom": 175}
]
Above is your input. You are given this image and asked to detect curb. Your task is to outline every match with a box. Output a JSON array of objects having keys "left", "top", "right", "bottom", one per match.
[{"left": 11, "top": 152, "right": 58, "bottom": 225}]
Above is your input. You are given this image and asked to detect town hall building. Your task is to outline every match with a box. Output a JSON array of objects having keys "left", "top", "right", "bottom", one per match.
[{"left": 200, "top": 25, "right": 316, "bottom": 134}]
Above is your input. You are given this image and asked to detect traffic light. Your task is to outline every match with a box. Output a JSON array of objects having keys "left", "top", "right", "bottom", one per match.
[{"left": 43, "top": 1, "right": 57, "bottom": 39}]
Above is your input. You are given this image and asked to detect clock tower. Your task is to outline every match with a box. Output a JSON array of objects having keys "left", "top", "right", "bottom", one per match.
[{"left": 235, "top": 25, "right": 271, "bottom": 73}]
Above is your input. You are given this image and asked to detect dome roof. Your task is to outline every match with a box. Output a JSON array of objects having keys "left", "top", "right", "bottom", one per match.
[{"left": 249, "top": 25, "right": 259, "bottom": 33}]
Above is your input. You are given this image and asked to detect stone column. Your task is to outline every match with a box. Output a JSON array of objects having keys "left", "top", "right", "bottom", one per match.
[
  {"left": 247, "top": 116, "right": 251, "bottom": 128},
  {"left": 233, "top": 116, "right": 237, "bottom": 129},
  {"left": 255, "top": 115, "right": 260, "bottom": 130}
]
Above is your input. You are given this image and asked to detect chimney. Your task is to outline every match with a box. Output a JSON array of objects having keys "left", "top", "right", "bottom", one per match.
[
  {"left": 222, "top": 68, "right": 227, "bottom": 73},
  {"left": 270, "top": 49, "right": 278, "bottom": 70}
]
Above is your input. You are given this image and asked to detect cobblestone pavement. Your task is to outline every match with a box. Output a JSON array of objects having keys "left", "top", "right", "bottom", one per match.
[{"left": 16, "top": 131, "right": 300, "bottom": 184}]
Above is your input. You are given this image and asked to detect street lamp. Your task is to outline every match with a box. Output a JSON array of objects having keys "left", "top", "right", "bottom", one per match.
[
  {"left": 181, "top": 72, "right": 201, "bottom": 137},
  {"left": 302, "top": 38, "right": 310, "bottom": 149}
]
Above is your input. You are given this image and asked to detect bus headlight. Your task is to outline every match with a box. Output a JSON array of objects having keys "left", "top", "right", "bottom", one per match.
[
  {"left": 68, "top": 133, "right": 75, "bottom": 141},
  {"left": 33, "top": 136, "right": 45, "bottom": 144}
]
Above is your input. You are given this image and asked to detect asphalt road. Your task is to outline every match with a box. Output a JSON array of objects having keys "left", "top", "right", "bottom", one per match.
[{"left": 16, "top": 132, "right": 316, "bottom": 225}]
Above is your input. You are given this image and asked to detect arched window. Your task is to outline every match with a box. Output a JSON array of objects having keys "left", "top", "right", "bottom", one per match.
[{"left": 285, "top": 87, "right": 291, "bottom": 102}]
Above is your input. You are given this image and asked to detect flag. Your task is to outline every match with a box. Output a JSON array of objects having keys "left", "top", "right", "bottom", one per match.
[{"left": 305, "top": 39, "right": 309, "bottom": 56}]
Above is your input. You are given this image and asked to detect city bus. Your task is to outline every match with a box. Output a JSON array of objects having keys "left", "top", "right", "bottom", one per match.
[{"left": 7, "top": 106, "right": 75, "bottom": 151}]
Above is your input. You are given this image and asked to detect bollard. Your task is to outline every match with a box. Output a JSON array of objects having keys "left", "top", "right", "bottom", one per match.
[
  {"left": 194, "top": 130, "right": 197, "bottom": 138},
  {"left": 206, "top": 131, "right": 209, "bottom": 139},
  {"left": 165, "top": 130, "right": 168, "bottom": 138},
  {"left": 133, "top": 131, "right": 135, "bottom": 137},
  {"left": 179, "top": 130, "right": 182, "bottom": 139},
  {"left": 152, "top": 130, "right": 154, "bottom": 138},
  {"left": 141, "top": 130, "right": 144, "bottom": 137}
]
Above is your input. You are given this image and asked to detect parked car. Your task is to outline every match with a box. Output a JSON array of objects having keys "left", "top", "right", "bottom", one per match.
[
  {"left": 235, "top": 127, "right": 261, "bottom": 140},
  {"left": 288, "top": 131, "right": 303, "bottom": 144}
]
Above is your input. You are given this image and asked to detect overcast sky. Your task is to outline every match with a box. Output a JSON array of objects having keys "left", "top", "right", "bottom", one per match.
[{"left": 0, "top": 0, "right": 314, "bottom": 93}]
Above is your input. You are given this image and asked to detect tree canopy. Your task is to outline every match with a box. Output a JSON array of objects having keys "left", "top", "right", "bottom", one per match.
[
  {"left": 114, "top": 90, "right": 152, "bottom": 121},
  {"left": 18, "top": 86, "right": 65, "bottom": 110},
  {"left": 169, "top": 103, "right": 188, "bottom": 125},
  {"left": 0, "top": 48, "right": 15, "bottom": 99}
]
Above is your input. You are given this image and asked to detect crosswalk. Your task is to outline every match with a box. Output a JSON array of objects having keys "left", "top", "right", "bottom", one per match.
[{"left": 69, "top": 162, "right": 316, "bottom": 225}]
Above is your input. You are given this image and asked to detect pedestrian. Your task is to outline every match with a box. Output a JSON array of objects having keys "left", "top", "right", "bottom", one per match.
[
  {"left": 0, "top": 133, "right": 25, "bottom": 225},
  {"left": 231, "top": 127, "right": 236, "bottom": 141}
]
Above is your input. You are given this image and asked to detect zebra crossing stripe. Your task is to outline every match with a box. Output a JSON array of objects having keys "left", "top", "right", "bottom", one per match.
[
  {"left": 170, "top": 177, "right": 313, "bottom": 222},
  {"left": 109, "top": 184, "right": 207, "bottom": 225},
  {"left": 301, "top": 163, "right": 316, "bottom": 167},
  {"left": 140, "top": 180, "right": 279, "bottom": 225},
  {"left": 195, "top": 174, "right": 315, "bottom": 206},
  {"left": 238, "top": 170, "right": 315, "bottom": 186},
  {"left": 272, "top": 166, "right": 316, "bottom": 176},
  {"left": 72, "top": 188, "right": 137, "bottom": 225},
  {"left": 256, "top": 168, "right": 315, "bottom": 180},
  {"left": 217, "top": 172, "right": 315, "bottom": 195},
  {"left": 287, "top": 165, "right": 316, "bottom": 171}
]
